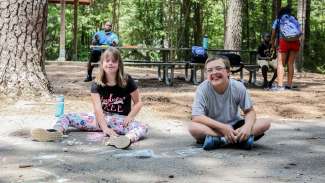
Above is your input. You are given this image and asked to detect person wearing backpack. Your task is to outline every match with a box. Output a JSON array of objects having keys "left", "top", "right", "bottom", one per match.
[{"left": 271, "top": 6, "right": 302, "bottom": 91}]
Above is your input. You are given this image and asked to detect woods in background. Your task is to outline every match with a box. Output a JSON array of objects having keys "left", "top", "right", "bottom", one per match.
[{"left": 45, "top": 0, "right": 323, "bottom": 72}]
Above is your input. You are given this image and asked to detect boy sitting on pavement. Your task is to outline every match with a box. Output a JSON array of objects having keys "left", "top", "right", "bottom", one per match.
[
  {"left": 188, "top": 55, "right": 271, "bottom": 150},
  {"left": 257, "top": 32, "right": 277, "bottom": 89}
]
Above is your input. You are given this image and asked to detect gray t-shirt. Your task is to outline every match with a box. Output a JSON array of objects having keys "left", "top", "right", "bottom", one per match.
[{"left": 192, "top": 79, "right": 253, "bottom": 126}]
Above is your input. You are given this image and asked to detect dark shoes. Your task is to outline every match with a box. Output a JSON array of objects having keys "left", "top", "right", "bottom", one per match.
[
  {"left": 84, "top": 76, "right": 92, "bottom": 82},
  {"left": 203, "top": 135, "right": 228, "bottom": 150},
  {"left": 202, "top": 135, "right": 254, "bottom": 150},
  {"left": 237, "top": 135, "right": 254, "bottom": 150}
]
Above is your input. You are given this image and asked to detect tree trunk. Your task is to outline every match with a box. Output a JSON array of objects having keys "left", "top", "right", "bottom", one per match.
[
  {"left": 193, "top": 1, "right": 202, "bottom": 46},
  {"left": 72, "top": 0, "right": 79, "bottom": 60},
  {"left": 224, "top": 0, "right": 243, "bottom": 50},
  {"left": 287, "top": 0, "right": 292, "bottom": 7},
  {"left": 272, "top": 0, "right": 281, "bottom": 21},
  {"left": 0, "top": 0, "right": 51, "bottom": 97},
  {"left": 177, "top": 0, "right": 191, "bottom": 60},
  {"left": 304, "top": 0, "right": 311, "bottom": 61},
  {"left": 297, "top": 0, "right": 307, "bottom": 71},
  {"left": 261, "top": 0, "right": 269, "bottom": 33},
  {"left": 243, "top": 0, "right": 250, "bottom": 49},
  {"left": 112, "top": 0, "right": 119, "bottom": 33},
  {"left": 221, "top": 0, "right": 228, "bottom": 44}
]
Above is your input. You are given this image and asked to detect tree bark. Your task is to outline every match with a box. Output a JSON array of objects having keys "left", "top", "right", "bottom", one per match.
[
  {"left": 0, "top": 0, "right": 51, "bottom": 97},
  {"left": 304, "top": 0, "right": 311, "bottom": 61},
  {"left": 177, "top": 0, "right": 191, "bottom": 60},
  {"left": 287, "top": 0, "right": 292, "bottom": 7},
  {"left": 221, "top": 0, "right": 228, "bottom": 43},
  {"left": 224, "top": 0, "right": 243, "bottom": 50},
  {"left": 272, "top": 0, "right": 281, "bottom": 21},
  {"left": 72, "top": 0, "right": 79, "bottom": 60},
  {"left": 112, "top": 0, "right": 119, "bottom": 33},
  {"left": 193, "top": 1, "right": 202, "bottom": 45},
  {"left": 261, "top": 0, "right": 269, "bottom": 33},
  {"left": 297, "top": 0, "right": 307, "bottom": 71}
]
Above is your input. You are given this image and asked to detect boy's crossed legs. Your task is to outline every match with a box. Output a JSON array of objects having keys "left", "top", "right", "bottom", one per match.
[{"left": 188, "top": 119, "right": 270, "bottom": 150}]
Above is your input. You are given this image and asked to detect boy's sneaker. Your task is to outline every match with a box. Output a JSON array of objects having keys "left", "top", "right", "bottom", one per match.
[
  {"left": 237, "top": 135, "right": 254, "bottom": 150},
  {"left": 271, "top": 86, "right": 285, "bottom": 92},
  {"left": 203, "top": 135, "right": 228, "bottom": 150},
  {"left": 31, "top": 128, "right": 63, "bottom": 142},
  {"left": 285, "top": 85, "right": 298, "bottom": 90},
  {"left": 105, "top": 136, "right": 131, "bottom": 149}
]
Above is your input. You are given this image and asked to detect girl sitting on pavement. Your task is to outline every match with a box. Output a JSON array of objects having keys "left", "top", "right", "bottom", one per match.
[{"left": 31, "top": 47, "right": 148, "bottom": 149}]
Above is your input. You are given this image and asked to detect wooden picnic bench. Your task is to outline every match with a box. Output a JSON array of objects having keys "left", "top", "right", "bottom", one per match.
[
  {"left": 89, "top": 46, "right": 260, "bottom": 86},
  {"left": 183, "top": 62, "right": 259, "bottom": 85},
  {"left": 91, "top": 61, "right": 186, "bottom": 86}
]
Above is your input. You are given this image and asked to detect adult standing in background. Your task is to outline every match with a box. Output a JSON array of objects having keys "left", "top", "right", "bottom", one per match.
[
  {"left": 84, "top": 21, "right": 119, "bottom": 82},
  {"left": 271, "top": 6, "right": 302, "bottom": 91}
]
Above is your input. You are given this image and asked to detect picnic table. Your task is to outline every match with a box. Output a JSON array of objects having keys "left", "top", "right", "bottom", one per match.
[
  {"left": 89, "top": 46, "right": 260, "bottom": 86},
  {"left": 90, "top": 46, "right": 185, "bottom": 86}
]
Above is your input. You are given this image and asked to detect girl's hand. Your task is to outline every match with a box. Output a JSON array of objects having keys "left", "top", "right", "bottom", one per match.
[
  {"left": 123, "top": 116, "right": 134, "bottom": 127},
  {"left": 103, "top": 128, "right": 118, "bottom": 137}
]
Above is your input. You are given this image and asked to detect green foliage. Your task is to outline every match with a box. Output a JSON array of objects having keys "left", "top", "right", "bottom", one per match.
[{"left": 46, "top": 0, "right": 325, "bottom": 72}]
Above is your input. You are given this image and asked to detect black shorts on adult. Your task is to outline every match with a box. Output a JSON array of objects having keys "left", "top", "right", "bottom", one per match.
[{"left": 90, "top": 50, "right": 102, "bottom": 63}]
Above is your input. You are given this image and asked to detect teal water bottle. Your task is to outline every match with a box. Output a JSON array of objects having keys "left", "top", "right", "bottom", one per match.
[
  {"left": 203, "top": 35, "right": 208, "bottom": 49},
  {"left": 55, "top": 95, "right": 64, "bottom": 117}
]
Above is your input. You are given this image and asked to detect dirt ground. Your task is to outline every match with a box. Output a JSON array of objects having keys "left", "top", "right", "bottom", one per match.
[{"left": 0, "top": 62, "right": 324, "bottom": 183}]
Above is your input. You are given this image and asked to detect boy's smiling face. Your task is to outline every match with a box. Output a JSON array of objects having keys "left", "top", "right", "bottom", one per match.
[{"left": 206, "top": 59, "right": 230, "bottom": 88}]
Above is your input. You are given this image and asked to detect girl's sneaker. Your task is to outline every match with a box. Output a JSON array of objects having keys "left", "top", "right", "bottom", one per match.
[
  {"left": 31, "top": 128, "right": 63, "bottom": 142},
  {"left": 106, "top": 136, "right": 131, "bottom": 149}
]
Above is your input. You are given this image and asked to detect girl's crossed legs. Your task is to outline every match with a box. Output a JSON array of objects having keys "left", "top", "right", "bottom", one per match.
[{"left": 53, "top": 113, "right": 148, "bottom": 143}]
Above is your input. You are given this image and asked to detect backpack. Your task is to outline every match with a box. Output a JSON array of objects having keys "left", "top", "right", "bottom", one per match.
[
  {"left": 191, "top": 46, "right": 208, "bottom": 63},
  {"left": 219, "top": 53, "right": 242, "bottom": 67},
  {"left": 278, "top": 15, "right": 302, "bottom": 41}
]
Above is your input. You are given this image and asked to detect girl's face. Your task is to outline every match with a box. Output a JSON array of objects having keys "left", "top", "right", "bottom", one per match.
[{"left": 102, "top": 54, "right": 119, "bottom": 74}]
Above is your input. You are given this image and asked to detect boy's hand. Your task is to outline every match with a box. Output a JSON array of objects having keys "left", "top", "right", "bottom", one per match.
[
  {"left": 236, "top": 125, "right": 252, "bottom": 143},
  {"left": 220, "top": 124, "right": 238, "bottom": 144}
]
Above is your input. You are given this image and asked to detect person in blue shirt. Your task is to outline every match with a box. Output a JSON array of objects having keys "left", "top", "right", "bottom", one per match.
[{"left": 84, "top": 21, "right": 119, "bottom": 82}]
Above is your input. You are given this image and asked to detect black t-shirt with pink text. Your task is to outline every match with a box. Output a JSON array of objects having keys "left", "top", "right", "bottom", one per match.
[{"left": 90, "top": 75, "right": 137, "bottom": 116}]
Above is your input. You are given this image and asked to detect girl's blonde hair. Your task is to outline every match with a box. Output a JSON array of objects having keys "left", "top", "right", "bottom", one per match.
[{"left": 95, "top": 47, "right": 127, "bottom": 87}]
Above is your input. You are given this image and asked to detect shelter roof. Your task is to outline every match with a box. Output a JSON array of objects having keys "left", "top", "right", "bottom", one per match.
[{"left": 48, "top": 0, "right": 92, "bottom": 5}]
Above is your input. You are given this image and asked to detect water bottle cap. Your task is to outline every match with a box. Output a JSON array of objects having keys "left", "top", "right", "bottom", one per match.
[{"left": 56, "top": 95, "right": 64, "bottom": 102}]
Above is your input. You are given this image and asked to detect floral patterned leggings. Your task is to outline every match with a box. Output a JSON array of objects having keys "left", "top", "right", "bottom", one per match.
[{"left": 53, "top": 113, "right": 148, "bottom": 143}]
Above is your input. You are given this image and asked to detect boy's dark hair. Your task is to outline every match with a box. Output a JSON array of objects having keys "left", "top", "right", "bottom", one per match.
[
  {"left": 205, "top": 55, "right": 231, "bottom": 71},
  {"left": 278, "top": 6, "right": 291, "bottom": 18}
]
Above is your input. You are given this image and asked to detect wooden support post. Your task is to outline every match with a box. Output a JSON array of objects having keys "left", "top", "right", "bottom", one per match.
[{"left": 58, "top": 0, "right": 66, "bottom": 61}]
